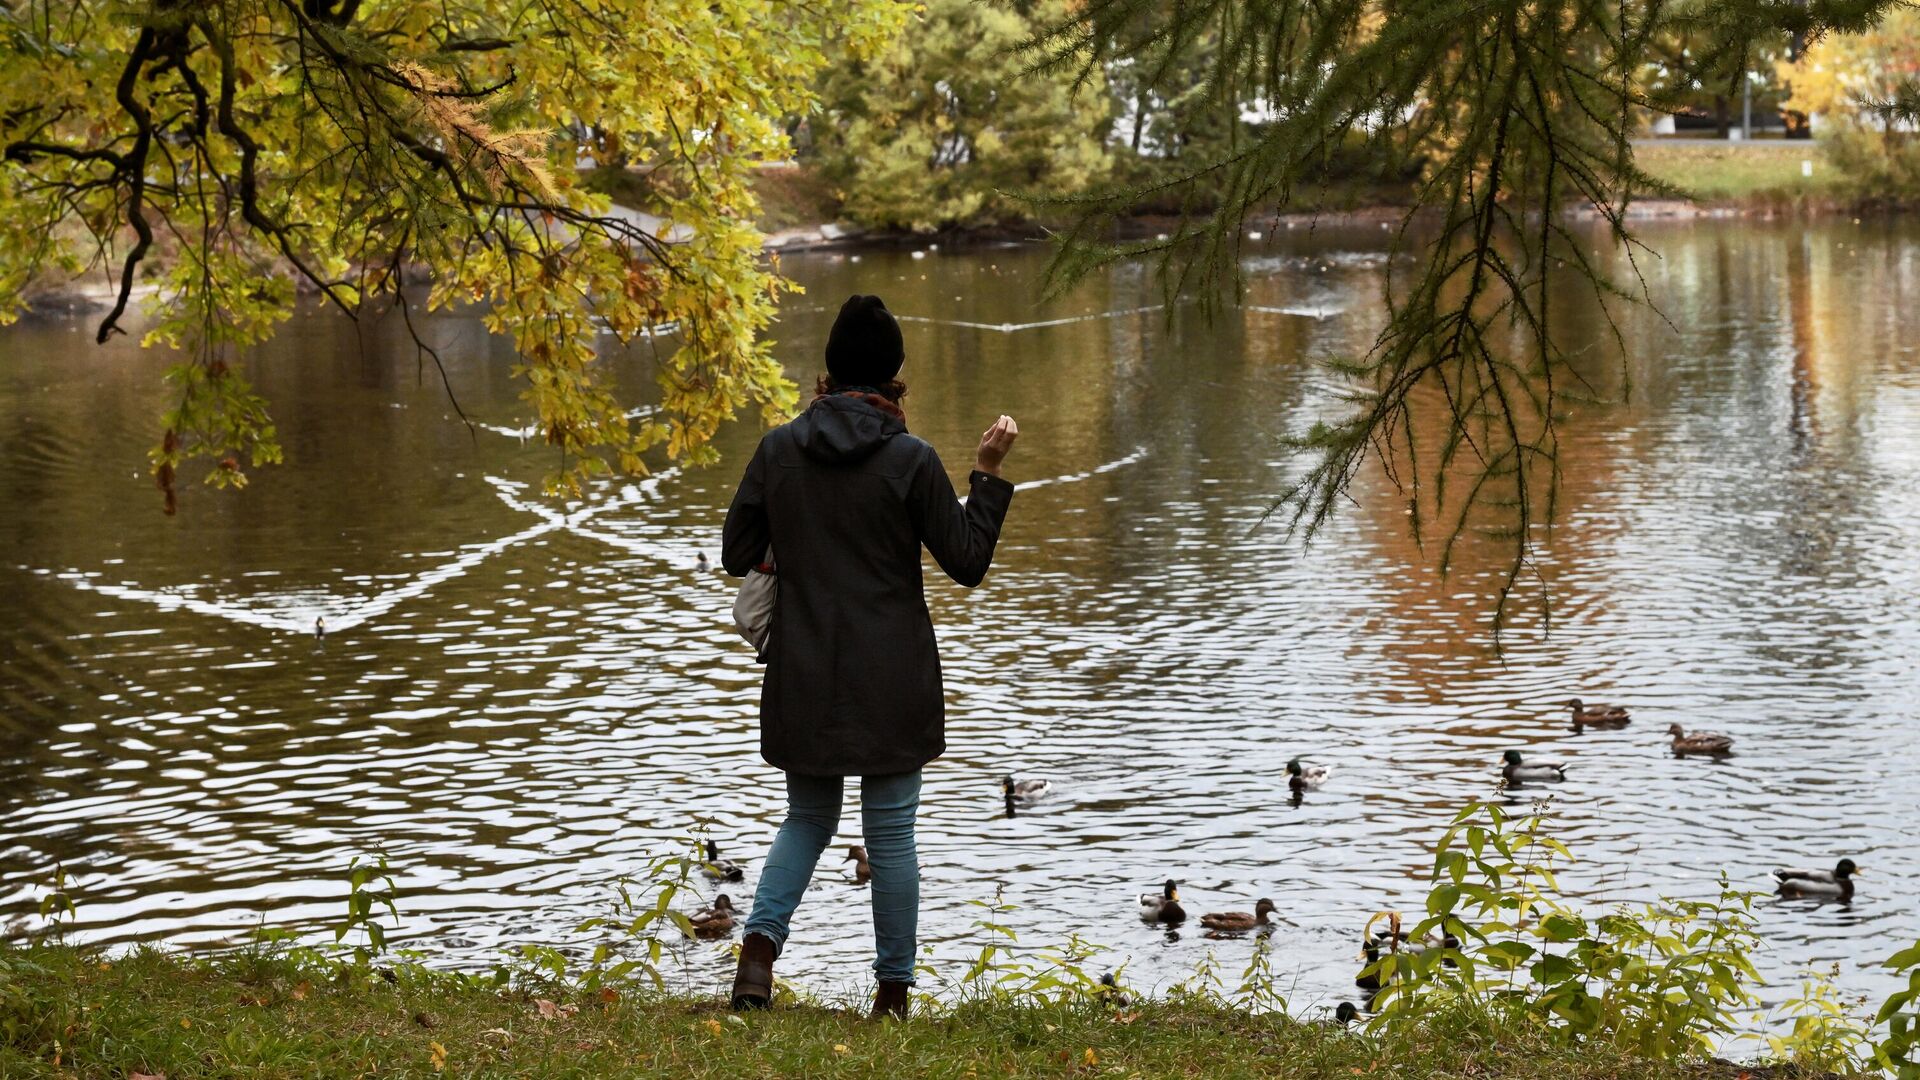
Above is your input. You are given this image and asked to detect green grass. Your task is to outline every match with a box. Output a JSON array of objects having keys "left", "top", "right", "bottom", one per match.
[
  {"left": 0, "top": 943, "right": 1840, "bottom": 1079},
  {"left": 1633, "top": 140, "right": 1841, "bottom": 203}
]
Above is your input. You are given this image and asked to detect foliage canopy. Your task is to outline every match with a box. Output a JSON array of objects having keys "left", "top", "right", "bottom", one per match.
[
  {"left": 812, "top": 0, "right": 1112, "bottom": 233},
  {"left": 0, "top": 0, "right": 906, "bottom": 509},
  {"left": 1028, "top": 0, "right": 1902, "bottom": 632}
]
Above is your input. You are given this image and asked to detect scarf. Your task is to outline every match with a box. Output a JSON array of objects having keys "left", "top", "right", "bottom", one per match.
[{"left": 821, "top": 387, "right": 905, "bottom": 422}]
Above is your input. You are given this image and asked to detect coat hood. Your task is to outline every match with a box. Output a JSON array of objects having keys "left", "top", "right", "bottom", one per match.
[{"left": 793, "top": 394, "right": 906, "bottom": 464}]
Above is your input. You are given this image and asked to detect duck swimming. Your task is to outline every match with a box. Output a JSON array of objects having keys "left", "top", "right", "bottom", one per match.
[
  {"left": 701, "top": 839, "right": 745, "bottom": 882},
  {"left": 1568, "top": 699, "right": 1630, "bottom": 730},
  {"left": 1501, "top": 750, "right": 1567, "bottom": 786},
  {"left": 1287, "top": 759, "right": 1332, "bottom": 792},
  {"left": 1003, "top": 776, "right": 1052, "bottom": 807},
  {"left": 1138, "top": 880, "right": 1186, "bottom": 924},
  {"left": 844, "top": 844, "right": 871, "bottom": 885},
  {"left": 1666, "top": 724, "right": 1734, "bottom": 756},
  {"left": 687, "top": 894, "right": 736, "bottom": 937},
  {"left": 1200, "top": 898, "right": 1276, "bottom": 933},
  {"left": 1772, "top": 859, "right": 1859, "bottom": 901}
]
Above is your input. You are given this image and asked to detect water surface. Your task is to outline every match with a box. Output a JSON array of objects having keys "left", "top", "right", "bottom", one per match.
[{"left": 3, "top": 220, "right": 1917, "bottom": 1016}]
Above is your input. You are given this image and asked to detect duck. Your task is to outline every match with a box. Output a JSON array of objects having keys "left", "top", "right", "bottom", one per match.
[
  {"left": 695, "top": 552, "right": 710, "bottom": 573},
  {"left": 1003, "top": 776, "right": 1052, "bottom": 807},
  {"left": 1095, "top": 971, "right": 1134, "bottom": 1008},
  {"left": 1666, "top": 724, "right": 1734, "bottom": 756},
  {"left": 1356, "top": 916, "right": 1434, "bottom": 993},
  {"left": 1501, "top": 749, "right": 1567, "bottom": 786},
  {"left": 1567, "top": 698, "right": 1630, "bottom": 730},
  {"left": 1772, "top": 859, "right": 1860, "bottom": 901},
  {"left": 1356, "top": 937, "right": 1389, "bottom": 992},
  {"left": 314, "top": 616, "right": 326, "bottom": 641},
  {"left": 1200, "top": 898, "right": 1276, "bottom": 933},
  {"left": 844, "top": 844, "right": 871, "bottom": 885},
  {"left": 1287, "top": 758, "right": 1332, "bottom": 792},
  {"left": 1363, "top": 911, "right": 1456, "bottom": 957},
  {"left": 1317, "top": 1001, "right": 1362, "bottom": 1029},
  {"left": 700, "top": 839, "right": 745, "bottom": 882},
  {"left": 1138, "top": 880, "right": 1186, "bottom": 924},
  {"left": 686, "top": 894, "right": 736, "bottom": 937}
]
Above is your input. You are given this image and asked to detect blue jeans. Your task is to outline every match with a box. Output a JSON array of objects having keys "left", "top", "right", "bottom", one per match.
[{"left": 743, "top": 770, "right": 921, "bottom": 984}]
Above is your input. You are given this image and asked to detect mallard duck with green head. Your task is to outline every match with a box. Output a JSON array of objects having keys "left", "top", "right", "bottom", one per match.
[
  {"left": 1773, "top": 859, "right": 1860, "bottom": 901},
  {"left": 1138, "top": 880, "right": 1186, "bottom": 924},
  {"left": 1568, "top": 699, "right": 1631, "bottom": 730},
  {"left": 1200, "top": 898, "right": 1276, "bottom": 933},
  {"left": 1317, "top": 1001, "right": 1362, "bottom": 1029},
  {"left": 1501, "top": 750, "right": 1567, "bottom": 786},
  {"left": 1666, "top": 724, "right": 1734, "bottom": 756},
  {"left": 701, "top": 839, "right": 745, "bottom": 882}
]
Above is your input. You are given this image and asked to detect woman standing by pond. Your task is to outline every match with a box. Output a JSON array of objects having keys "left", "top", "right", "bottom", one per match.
[{"left": 720, "top": 294, "right": 1019, "bottom": 1019}]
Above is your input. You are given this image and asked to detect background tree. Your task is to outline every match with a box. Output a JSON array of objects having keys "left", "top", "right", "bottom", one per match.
[
  {"left": 0, "top": 0, "right": 906, "bottom": 510},
  {"left": 812, "top": 0, "right": 1112, "bottom": 232},
  {"left": 1779, "top": 8, "right": 1920, "bottom": 195},
  {"left": 1030, "top": 0, "right": 1897, "bottom": 633}
]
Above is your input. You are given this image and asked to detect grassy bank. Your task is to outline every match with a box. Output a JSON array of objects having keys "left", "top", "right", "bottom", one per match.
[
  {"left": 1632, "top": 140, "right": 1842, "bottom": 204},
  {"left": 0, "top": 943, "right": 1847, "bottom": 1080}
]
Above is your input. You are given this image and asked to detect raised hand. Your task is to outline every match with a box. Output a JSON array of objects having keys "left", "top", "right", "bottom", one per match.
[{"left": 975, "top": 415, "right": 1019, "bottom": 477}]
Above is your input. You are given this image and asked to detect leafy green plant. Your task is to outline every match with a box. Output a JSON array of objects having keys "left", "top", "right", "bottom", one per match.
[
  {"left": 1234, "top": 934, "right": 1290, "bottom": 1015},
  {"left": 333, "top": 854, "right": 400, "bottom": 966},
  {"left": 947, "top": 890, "right": 1116, "bottom": 1008},
  {"left": 1747, "top": 963, "right": 1868, "bottom": 1074},
  {"left": 1875, "top": 939, "right": 1920, "bottom": 1080},
  {"left": 1170, "top": 947, "right": 1227, "bottom": 1007},
  {"left": 34, "top": 864, "right": 75, "bottom": 943},
  {"left": 1373, "top": 799, "right": 1766, "bottom": 1059},
  {"left": 570, "top": 842, "right": 709, "bottom": 995}
]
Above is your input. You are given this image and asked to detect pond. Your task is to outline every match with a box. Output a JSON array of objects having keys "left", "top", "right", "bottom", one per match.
[{"left": 2, "top": 219, "right": 1917, "bottom": 1017}]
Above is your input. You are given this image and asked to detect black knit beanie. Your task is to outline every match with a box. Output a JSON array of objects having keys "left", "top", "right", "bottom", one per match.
[{"left": 824, "top": 294, "right": 905, "bottom": 387}]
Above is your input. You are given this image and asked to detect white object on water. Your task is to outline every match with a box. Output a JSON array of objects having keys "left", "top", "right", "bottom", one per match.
[
  {"left": 911, "top": 250, "right": 927, "bottom": 260},
  {"left": 1247, "top": 231, "right": 1264, "bottom": 240},
  {"left": 849, "top": 255, "right": 861, "bottom": 263}
]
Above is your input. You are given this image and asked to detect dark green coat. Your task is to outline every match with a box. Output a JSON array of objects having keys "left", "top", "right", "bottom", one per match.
[{"left": 721, "top": 395, "right": 1014, "bottom": 776}]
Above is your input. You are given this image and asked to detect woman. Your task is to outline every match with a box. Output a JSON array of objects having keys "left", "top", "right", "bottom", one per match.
[{"left": 720, "top": 293, "right": 1018, "bottom": 1019}]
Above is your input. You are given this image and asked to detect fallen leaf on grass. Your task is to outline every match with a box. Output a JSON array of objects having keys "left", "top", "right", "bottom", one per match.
[
  {"left": 178, "top": 1017, "right": 191, "bottom": 1029},
  {"left": 481, "top": 1027, "right": 515, "bottom": 1049},
  {"left": 703, "top": 1018, "right": 725, "bottom": 1036},
  {"left": 597, "top": 987, "right": 619, "bottom": 1005},
  {"left": 1110, "top": 1012, "right": 1140, "bottom": 1025},
  {"left": 129, "top": 1073, "right": 164, "bottom": 1080},
  {"left": 97, "top": 961, "right": 112, "bottom": 972},
  {"left": 1084, "top": 1048, "right": 1099, "bottom": 1066},
  {"left": 534, "top": 998, "right": 578, "bottom": 1020},
  {"left": 429, "top": 1040, "right": 447, "bottom": 1073},
  {"left": 833, "top": 1044, "right": 850, "bottom": 1055},
  {"left": 291, "top": 981, "right": 310, "bottom": 1001}
]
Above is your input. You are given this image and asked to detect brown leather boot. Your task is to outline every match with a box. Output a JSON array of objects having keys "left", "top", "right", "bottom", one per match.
[
  {"left": 730, "top": 932, "right": 776, "bottom": 1010},
  {"left": 870, "top": 980, "right": 910, "bottom": 1020}
]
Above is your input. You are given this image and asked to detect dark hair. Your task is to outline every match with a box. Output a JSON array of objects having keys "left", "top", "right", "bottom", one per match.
[{"left": 816, "top": 373, "right": 908, "bottom": 403}]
